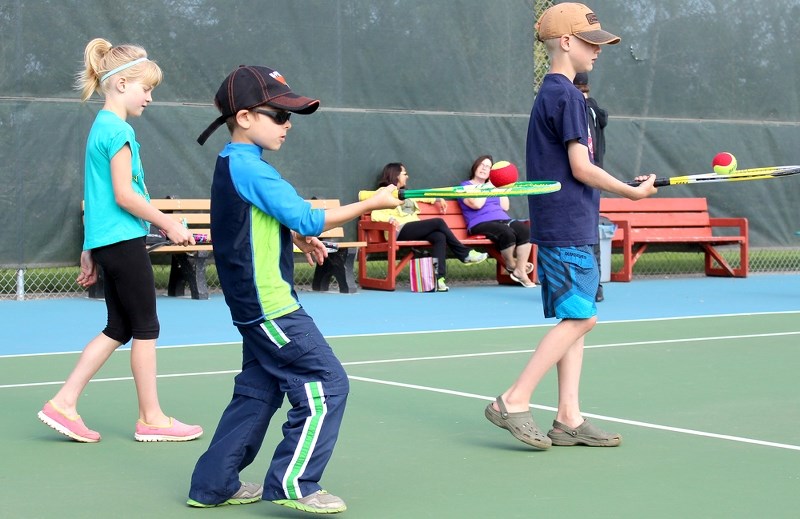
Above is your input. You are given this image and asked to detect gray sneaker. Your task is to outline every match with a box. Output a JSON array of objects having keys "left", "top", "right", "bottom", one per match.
[
  {"left": 187, "top": 481, "right": 263, "bottom": 507},
  {"left": 463, "top": 250, "right": 488, "bottom": 264},
  {"left": 272, "top": 490, "right": 347, "bottom": 514}
]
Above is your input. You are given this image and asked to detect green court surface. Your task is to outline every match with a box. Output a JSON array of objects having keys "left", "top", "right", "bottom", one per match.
[{"left": 1, "top": 313, "right": 799, "bottom": 518}]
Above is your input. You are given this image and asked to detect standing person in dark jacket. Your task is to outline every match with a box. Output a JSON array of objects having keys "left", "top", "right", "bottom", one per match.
[{"left": 574, "top": 72, "right": 608, "bottom": 302}]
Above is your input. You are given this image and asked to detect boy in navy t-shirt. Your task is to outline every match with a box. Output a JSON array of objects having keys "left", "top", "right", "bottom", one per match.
[{"left": 486, "top": 3, "right": 657, "bottom": 450}]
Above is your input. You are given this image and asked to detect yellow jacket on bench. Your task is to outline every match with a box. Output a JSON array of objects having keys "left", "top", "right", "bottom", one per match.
[{"left": 370, "top": 199, "right": 441, "bottom": 237}]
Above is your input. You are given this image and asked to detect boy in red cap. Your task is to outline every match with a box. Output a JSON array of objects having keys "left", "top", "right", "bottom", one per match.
[
  {"left": 485, "top": 4, "right": 657, "bottom": 449},
  {"left": 188, "top": 66, "right": 400, "bottom": 513}
]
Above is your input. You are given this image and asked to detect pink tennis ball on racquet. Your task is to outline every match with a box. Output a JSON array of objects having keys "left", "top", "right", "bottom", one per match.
[
  {"left": 712, "top": 152, "right": 737, "bottom": 174},
  {"left": 489, "top": 161, "right": 519, "bottom": 187}
]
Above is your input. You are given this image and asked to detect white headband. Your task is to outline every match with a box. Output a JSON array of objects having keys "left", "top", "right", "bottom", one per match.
[{"left": 101, "top": 57, "right": 149, "bottom": 82}]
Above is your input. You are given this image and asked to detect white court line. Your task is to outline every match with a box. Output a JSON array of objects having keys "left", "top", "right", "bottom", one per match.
[
  {"left": 4, "top": 329, "right": 799, "bottom": 452},
  {"left": 343, "top": 330, "right": 800, "bottom": 365},
  {"left": 2, "top": 310, "right": 799, "bottom": 359},
  {"left": 0, "top": 370, "right": 241, "bottom": 389},
  {"left": 3, "top": 329, "right": 799, "bottom": 388},
  {"left": 7, "top": 365, "right": 799, "bottom": 451},
  {"left": 347, "top": 375, "right": 800, "bottom": 452}
]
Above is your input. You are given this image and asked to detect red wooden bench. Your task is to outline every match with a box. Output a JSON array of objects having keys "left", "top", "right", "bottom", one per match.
[
  {"left": 357, "top": 202, "right": 536, "bottom": 291},
  {"left": 599, "top": 197, "right": 748, "bottom": 282}
]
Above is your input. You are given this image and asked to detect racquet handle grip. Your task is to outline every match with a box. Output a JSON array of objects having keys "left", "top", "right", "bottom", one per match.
[
  {"left": 146, "top": 232, "right": 210, "bottom": 245},
  {"left": 358, "top": 189, "right": 406, "bottom": 201},
  {"left": 321, "top": 240, "right": 339, "bottom": 253},
  {"left": 625, "top": 178, "right": 670, "bottom": 187}
]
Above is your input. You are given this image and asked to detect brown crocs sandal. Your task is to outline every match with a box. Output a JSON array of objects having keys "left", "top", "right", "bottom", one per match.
[
  {"left": 484, "top": 396, "right": 551, "bottom": 449},
  {"left": 547, "top": 419, "right": 622, "bottom": 447}
]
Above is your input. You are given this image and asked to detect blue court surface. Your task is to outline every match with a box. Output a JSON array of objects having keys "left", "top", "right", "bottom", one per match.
[{"left": 1, "top": 274, "right": 798, "bottom": 356}]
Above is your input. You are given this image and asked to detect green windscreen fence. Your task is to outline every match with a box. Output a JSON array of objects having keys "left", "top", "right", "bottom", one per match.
[{"left": 2, "top": 1, "right": 799, "bottom": 274}]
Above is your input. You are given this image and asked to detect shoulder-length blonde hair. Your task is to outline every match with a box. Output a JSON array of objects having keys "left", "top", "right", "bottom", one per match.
[{"left": 75, "top": 38, "right": 162, "bottom": 101}]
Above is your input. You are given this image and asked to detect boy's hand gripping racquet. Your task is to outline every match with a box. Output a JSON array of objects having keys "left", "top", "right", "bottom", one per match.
[
  {"left": 626, "top": 165, "right": 800, "bottom": 187},
  {"left": 358, "top": 180, "right": 561, "bottom": 201}
]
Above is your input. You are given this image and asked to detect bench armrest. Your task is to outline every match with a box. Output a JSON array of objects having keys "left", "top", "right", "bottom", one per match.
[
  {"left": 358, "top": 220, "right": 394, "bottom": 232},
  {"left": 358, "top": 220, "right": 396, "bottom": 249},
  {"left": 601, "top": 216, "right": 631, "bottom": 242},
  {"left": 709, "top": 217, "right": 748, "bottom": 238}
]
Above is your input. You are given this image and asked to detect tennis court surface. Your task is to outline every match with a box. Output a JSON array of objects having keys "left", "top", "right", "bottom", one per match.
[{"left": 1, "top": 274, "right": 798, "bottom": 518}]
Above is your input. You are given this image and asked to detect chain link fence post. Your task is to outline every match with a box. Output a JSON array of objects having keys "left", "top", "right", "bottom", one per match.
[
  {"left": 533, "top": 0, "right": 554, "bottom": 95},
  {"left": 16, "top": 268, "right": 25, "bottom": 300}
]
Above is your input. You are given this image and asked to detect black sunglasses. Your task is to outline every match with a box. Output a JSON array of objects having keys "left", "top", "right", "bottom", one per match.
[{"left": 252, "top": 108, "right": 292, "bottom": 124}]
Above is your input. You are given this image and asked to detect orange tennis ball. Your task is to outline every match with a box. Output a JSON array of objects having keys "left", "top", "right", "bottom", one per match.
[
  {"left": 489, "top": 161, "right": 519, "bottom": 187},
  {"left": 712, "top": 152, "right": 737, "bottom": 174}
]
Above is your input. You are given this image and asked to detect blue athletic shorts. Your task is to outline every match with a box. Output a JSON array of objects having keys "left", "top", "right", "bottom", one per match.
[{"left": 537, "top": 245, "right": 598, "bottom": 319}]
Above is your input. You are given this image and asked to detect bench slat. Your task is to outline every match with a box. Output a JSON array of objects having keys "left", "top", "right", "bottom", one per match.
[
  {"left": 150, "top": 199, "right": 210, "bottom": 211},
  {"left": 168, "top": 214, "right": 210, "bottom": 225},
  {"left": 309, "top": 199, "right": 341, "bottom": 210},
  {"left": 601, "top": 197, "right": 709, "bottom": 212},
  {"left": 320, "top": 227, "right": 345, "bottom": 239},
  {"left": 628, "top": 227, "right": 715, "bottom": 240},
  {"left": 606, "top": 213, "right": 712, "bottom": 228}
]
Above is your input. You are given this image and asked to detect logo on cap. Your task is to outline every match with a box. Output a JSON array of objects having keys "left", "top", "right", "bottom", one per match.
[{"left": 270, "top": 70, "right": 288, "bottom": 86}]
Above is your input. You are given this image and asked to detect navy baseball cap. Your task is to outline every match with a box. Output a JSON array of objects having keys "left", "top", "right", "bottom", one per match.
[
  {"left": 197, "top": 65, "right": 320, "bottom": 145},
  {"left": 573, "top": 72, "right": 589, "bottom": 85}
]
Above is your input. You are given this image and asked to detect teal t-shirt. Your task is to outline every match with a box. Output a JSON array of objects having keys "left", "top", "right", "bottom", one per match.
[{"left": 83, "top": 110, "right": 150, "bottom": 250}]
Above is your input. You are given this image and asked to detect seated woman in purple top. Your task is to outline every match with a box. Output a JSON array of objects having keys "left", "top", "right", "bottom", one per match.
[{"left": 457, "top": 155, "right": 535, "bottom": 288}]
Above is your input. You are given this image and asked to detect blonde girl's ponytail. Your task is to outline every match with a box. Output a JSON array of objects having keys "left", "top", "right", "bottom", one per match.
[{"left": 75, "top": 38, "right": 162, "bottom": 101}]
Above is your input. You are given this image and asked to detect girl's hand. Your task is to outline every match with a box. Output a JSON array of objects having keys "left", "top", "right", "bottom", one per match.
[
  {"left": 165, "top": 221, "right": 195, "bottom": 246},
  {"left": 435, "top": 198, "right": 448, "bottom": 213},
  {"left": 76, "top": 250, "right": 98, "bottom": 288}
]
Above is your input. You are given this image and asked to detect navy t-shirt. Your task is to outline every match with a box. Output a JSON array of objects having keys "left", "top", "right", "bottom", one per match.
[{"left": 525, "top": 73, "right": 599, "bottom": 246}]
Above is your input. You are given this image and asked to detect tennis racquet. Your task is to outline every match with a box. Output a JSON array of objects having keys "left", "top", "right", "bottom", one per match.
[
  {"left": 358, "top": 180, "right": 561, "bottom": 201},
  {"left": 626, "top": 165, "right": 800, "bottom": 187},
  {"left": 293, "top": 240, "right": 341, "bottom": 254},
  {"left": 145, "top": 231, "right": 211, "bottom": 252},
  {"left": 145, "top": 232, "right": 340, "bottom": 254}
]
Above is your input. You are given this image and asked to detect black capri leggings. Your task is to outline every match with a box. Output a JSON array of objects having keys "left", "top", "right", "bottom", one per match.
[
  {"left": 91, "top": 237, "right": 160, "bottom": 343},
  {"left": 468, "top": 219, "right": 530, "bottom": 251},
  {"left": 397, "top": 218, "right": 471, "bottom": 277}
]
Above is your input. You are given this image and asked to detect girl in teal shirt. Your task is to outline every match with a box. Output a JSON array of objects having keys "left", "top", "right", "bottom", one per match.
[{"left": 38, "top": 38, "right": 202, "bottom": 443}]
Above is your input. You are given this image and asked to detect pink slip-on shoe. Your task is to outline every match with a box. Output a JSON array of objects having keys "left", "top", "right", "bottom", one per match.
[
  {"left": 134, "top": 417, "right": 203, "bottom": 442},
  {"left": 37, "top": 400, "right": 101, "bottom": 443}
]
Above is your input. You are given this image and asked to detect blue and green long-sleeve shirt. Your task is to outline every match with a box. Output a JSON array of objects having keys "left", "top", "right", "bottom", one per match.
[{"left": 210, "top": 143, "right": 325, "bottom": 326}]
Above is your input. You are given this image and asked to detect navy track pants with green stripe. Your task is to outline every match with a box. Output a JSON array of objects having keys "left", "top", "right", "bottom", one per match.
[{"left": 188, "top": 308, "right": 349, "bottom": 504}]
